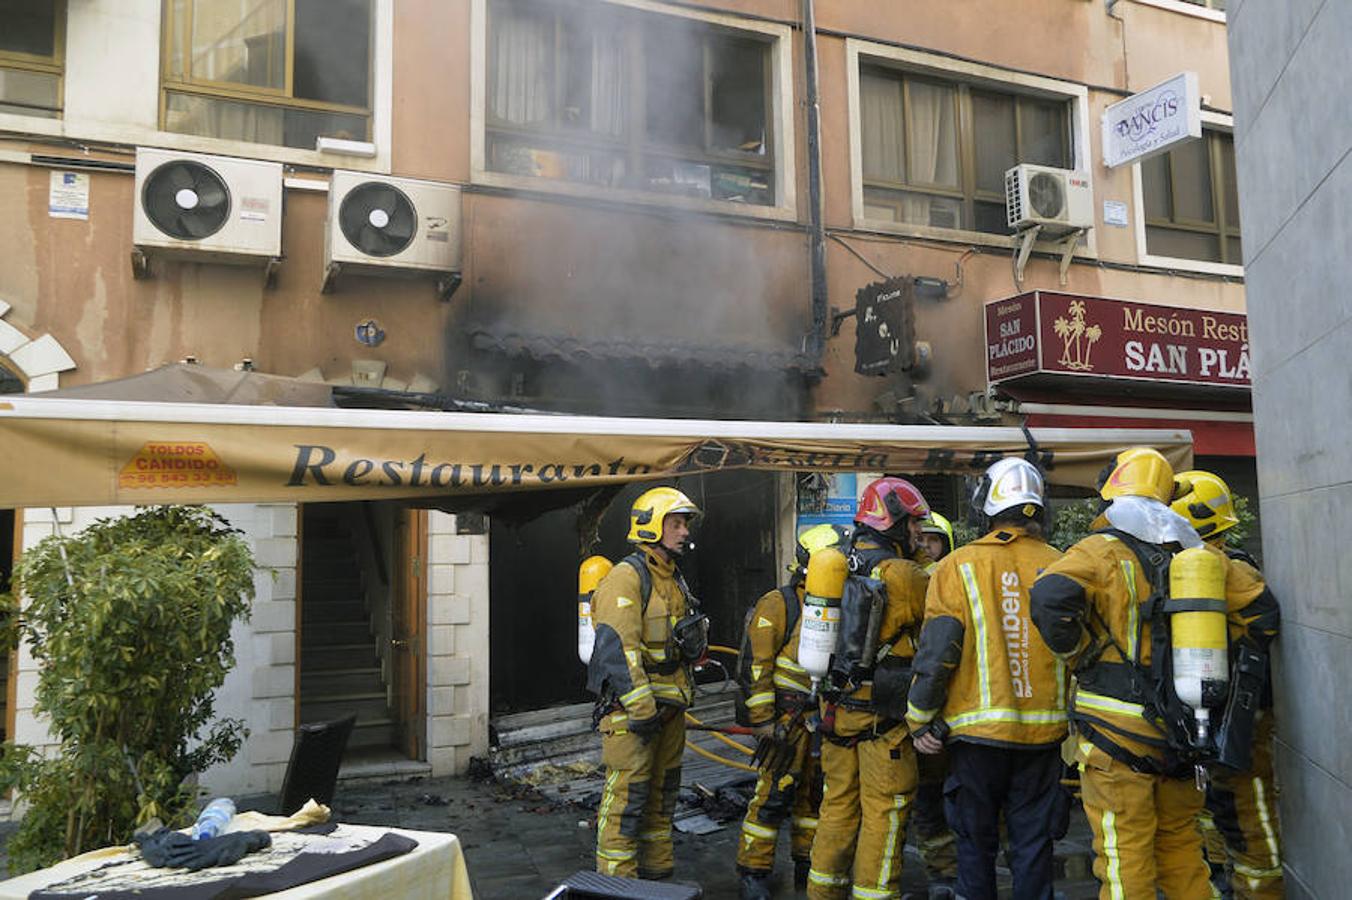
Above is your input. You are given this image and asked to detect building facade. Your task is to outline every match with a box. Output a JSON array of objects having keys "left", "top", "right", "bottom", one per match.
[
  {"left": 1228, "top": 2, "right": 1349, "bottom": 897},
  {"left": 1, "top": 0, "right": 1249, "bottom": 797}
]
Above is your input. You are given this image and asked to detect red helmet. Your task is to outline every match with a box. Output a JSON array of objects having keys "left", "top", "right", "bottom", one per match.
[{"left": 855, "top": 477, "right": 929, "bottom": 534}]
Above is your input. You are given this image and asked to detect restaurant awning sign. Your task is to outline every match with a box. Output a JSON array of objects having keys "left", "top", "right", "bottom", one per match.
[
  {"left": 0, "top": 396, "right": 1195, "bottom": 506},
  {"left": 986, "top": 291, "right": 1250, "bottom": 389},
  {"left": 1102, "top": 72, "right": 1202, "bottom": 168}
]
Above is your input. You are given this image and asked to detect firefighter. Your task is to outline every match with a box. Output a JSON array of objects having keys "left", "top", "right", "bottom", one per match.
[
  {"left": 588, "top": 486, "right": 704, "bottom": 880},
  {"left": 910, "top": 510, "right": 960, "bottom": 897},
  {"left": 918, "top": 512, "right": 955, "bottom": 573},
  {"left": 907, "top": 458, "right": 1067, "bottom": 900},
  {"left": 736, "top": 523, "right": 847, "bottom": 900},
  {"left": 1030, "top": 448, "right": 1280, "bottom": 900},
  {"left": 1172, "top": 470, "right": 1284, "bottom": 900},
  {"left": 807, "top": 476, "right": 932, "bottom": 900}
]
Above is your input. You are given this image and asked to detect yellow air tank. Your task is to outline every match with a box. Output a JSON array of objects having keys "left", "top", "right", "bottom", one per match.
[
  {"left": 1168, "top": 546, "right": 1229, "bottom": 743},
  {"left": 577, "top": 555, "right": 613, "bottom": 665},
  {"left": 800, "top": 545, "right": 848, "bottom": 692}
]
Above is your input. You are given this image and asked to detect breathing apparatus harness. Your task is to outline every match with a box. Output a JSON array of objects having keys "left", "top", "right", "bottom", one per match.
[
  {"left": 1073, "top": 528, "right": 1254, "bottom": 779},
  {"left": 589, "top": 549, "right": 709, "bottom": 729},
  {"left": 815, "top": 529, "right": 913, "bottom": 746}
]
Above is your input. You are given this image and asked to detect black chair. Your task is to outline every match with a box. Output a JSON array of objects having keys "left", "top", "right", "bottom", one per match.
[
  {"left": 278, "top": 714, "right": 357, "bottom": 816},
  {"left": 543, "top": 872, "right": 702, "bottom": 899}
]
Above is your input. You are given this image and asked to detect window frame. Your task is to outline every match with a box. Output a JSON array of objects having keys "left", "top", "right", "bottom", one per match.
[
  {"left": 471, "top": 0, "right": 797, "bottom": 222},
  {"left": 1132, "top": 111, "right": 1242, "bottom": 277},
  {"left": 1128, "top": 0, "right": 1226, "bottom": 24},
  {"left": 845, "top": 39, "right": 1095, "bottom": 256},
  {"left": 0, "top": 0, "right": 67, "bottom": 117},
  {"left": 159, "top": 0, "right": 376, "bottom": 146}
]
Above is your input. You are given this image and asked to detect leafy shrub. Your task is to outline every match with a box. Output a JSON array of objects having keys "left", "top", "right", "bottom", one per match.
[{"left": 0, "top": 506, "right": 255, "bottom": 872}]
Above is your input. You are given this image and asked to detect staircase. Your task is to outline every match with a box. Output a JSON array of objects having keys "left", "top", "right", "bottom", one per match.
[{"left": 300, "top": 509, "right": 397, "bottom": 753}]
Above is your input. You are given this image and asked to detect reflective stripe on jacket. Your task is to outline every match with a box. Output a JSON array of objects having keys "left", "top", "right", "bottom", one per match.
[
  {"left": 589, "top": 546, "right": 693, "bottom": 721},
  {"left": 743, "top": 584, "right": 812, "bottom": 724},
  {"left": 907, "top": 527, "right": 1068, "bottom": 748}
]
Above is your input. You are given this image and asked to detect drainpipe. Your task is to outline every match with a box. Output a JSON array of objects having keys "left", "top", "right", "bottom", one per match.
[{"left": 802, "top": 0, "right": 828, "bottom": 364}]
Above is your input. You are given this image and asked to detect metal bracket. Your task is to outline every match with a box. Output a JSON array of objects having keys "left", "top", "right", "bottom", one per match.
[
  {"left": 1013, "top": 225, "right": 1041, "bottom": 287},
  {"left": 1055, "top": 229, "right": 1086, "bottom": 286},
  {"left": 320, "top": 261, "right": 341, "bottom": 294},
  {"left": 829, "top": 306, "right": 856, "bottom": 337},
  {"left": 263, "top": 257, "right": 281, "bottom": 290},
  {"left": 130, "top": 248, "right": 150, "bottom": 280},
  {"left": 1013, "top": 225, "right": 1087, "bottom": 287},
  {"left": 437, "top": 271, "right": 463, "bottom": 303}
]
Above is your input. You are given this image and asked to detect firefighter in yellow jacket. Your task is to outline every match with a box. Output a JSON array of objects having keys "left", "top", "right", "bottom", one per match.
[
  {"left": 907, "top": 459, "right": 1067, "bottom": 900},
  {"left": 587, "top": 486, "right": 705, "bottom": 879},
  {"left": 807, "top": 476, "right": 931, "bottom": 900},
  {"left": 910, "top": 511, "right": 960, "bottom": 897},
  {"left": 736, "top": 523, "right": 847, "bottom": 900},
  {"left": 1172, "top": 470, "right": 1284, "bottom": 900},
  {"left": 1030, "top": 449, "right": 1280, "bottom": 900}
]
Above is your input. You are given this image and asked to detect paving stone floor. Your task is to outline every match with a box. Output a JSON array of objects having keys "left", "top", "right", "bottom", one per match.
[{"left": 0, "top": 770, "right": 1106, "bottom": 898}]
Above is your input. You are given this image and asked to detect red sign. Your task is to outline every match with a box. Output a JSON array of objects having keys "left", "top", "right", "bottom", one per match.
[{"left": 985, "top": 292, "right": 1250, "bottom": 389}]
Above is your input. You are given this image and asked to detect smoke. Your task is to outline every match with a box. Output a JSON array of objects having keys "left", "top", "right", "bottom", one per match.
[{"left": 460, "top": 0, "right": 812, "bottom": 422}]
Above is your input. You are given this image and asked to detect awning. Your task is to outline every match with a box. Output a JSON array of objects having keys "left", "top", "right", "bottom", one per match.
[
  {"left": 1020, "top": 403, "right": 1253, "bottom": 457},
  {"left": 0, "top": 394, "right": 1194, "bottom": 508},
  {"left": 468, "top": 328, "right": 818, "bottom": 374}
]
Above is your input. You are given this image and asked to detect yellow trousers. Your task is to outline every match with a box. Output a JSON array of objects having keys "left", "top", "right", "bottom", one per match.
[
  {"left": 1201, "top": 712, "right": 1283, "bottom": 899},
  {"left": 737, "top": 724, "right": 822, "bottom": 873},
  {"left": 808, "top": 724, "right": 917, "bottom": 900},
  {"left": 1077, "top": 741, "right": 1212, "bottom": 900},
  {"left": 595, "top": 710, "right": 685, "bottom": 878}
]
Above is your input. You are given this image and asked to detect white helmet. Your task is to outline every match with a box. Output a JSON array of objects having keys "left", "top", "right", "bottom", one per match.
[{"left": 979, "top": 458, "right": 1046, "bottom": 517}]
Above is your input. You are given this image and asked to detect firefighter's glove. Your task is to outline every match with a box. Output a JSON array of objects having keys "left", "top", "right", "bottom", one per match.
[
  {"left": 629, "top": 714, "right": 662, "bottom": 744},
  {"left": 136, "top": 828, "right": 271, "bottom": 871},
  {"left": 180, "top": 830, "right": 271, "bottom": 870},
  {"left": 135, "top": 828, "right": 197, "bottom": 868},
  {"left": 911, "top": 719, "right": 949, "bottom": 756}
]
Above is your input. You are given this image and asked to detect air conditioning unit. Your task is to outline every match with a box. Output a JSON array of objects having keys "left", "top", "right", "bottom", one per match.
[
  {"left": 1004, "top": 164, "right": 1093, "bottom": 234},
  {"left": 323, "top": 171, "right": 463, "bottom": 298},
  {"left": 132, "top": 147, "right": 283, "bottom": 275}
]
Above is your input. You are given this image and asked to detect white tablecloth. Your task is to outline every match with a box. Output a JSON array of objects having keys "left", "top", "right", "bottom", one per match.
[{"left": 0, "top": 824, "right": 472, "bottom": 899}]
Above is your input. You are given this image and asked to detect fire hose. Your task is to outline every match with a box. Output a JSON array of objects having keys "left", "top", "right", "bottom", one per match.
[{"left": 680, "top": 644, "right": 760, "bottom": 770}]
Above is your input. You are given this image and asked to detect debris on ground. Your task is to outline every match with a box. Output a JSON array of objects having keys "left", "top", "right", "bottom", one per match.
[
  {"left": 466, "top": 756, "right": 496, "bottom": 783},
  {"left": 418, "top": 793, "right": 450, "bottom": 807}
]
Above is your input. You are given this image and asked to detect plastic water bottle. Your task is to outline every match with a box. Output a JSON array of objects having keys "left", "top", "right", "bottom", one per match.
[{"left": 190, "top": 798, "right": 236, "bottom": 841}]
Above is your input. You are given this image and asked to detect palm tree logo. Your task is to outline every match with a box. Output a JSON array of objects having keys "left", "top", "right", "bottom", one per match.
[{"left": 1052, "top": 300, "right": 1102, "bottom": 371}]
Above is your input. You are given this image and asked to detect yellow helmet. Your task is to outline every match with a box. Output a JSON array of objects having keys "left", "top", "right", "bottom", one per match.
[
  {"left": 627, "top": 486, "right": 701, "bottom": 543},
  {"left": 1099, "top": 447, "right": 1175, "bottom": 504},
  {"left": 920, "top": 511, "right": 955, "bottom": 557},
  {"left": 1171, "top": 470, "right": 1240, "bottom": 539}
]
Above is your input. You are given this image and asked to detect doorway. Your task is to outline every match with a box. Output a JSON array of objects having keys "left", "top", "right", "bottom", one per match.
[
  {"left": 298, "top": 503, "right": 425, "bottom": 762},
  {"left": 489, "top": 470, "right": 779, "bottom": 714}
]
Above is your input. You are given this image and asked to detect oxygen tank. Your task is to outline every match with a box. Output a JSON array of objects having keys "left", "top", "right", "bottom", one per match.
[
  {"left": 1169, "top": 546, "right": 1229, "bottom": 745},
  {"left": 577, "top": 555, "right": 613, "bottom": 665},
  {"left": 800, "top": 546, "right": 848, "bottom": 693}
]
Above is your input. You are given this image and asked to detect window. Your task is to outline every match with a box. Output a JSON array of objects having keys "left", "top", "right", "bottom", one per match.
[
  {"left": 1141, "top": 130, "right": 1240, "bottom": 265},
  {"left": 0, "top": 0, "right": 65, "bottom": 118},
  {"left": 1179, "top": 0, "right": 1225, "bottom": 9},
  {"left": 161, "top": 0, "right": 372, "bottom": 150},
  {"left": 485, "top": 0, "right": 775, "bottom": 206},
  {"left": 859, "top": 64, "right": 1071, "bottom": 233}
]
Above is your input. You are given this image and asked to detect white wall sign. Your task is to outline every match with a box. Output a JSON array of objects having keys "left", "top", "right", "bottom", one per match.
[
  {"left": 1101, "top": 72, "right": 1202, "bottom": 168},
  {"left": 49, "top": 171, "right": 90, "bottom": 220},
  {"left": 1104, "top": 200, "right": 1129, "bottom": 227}
]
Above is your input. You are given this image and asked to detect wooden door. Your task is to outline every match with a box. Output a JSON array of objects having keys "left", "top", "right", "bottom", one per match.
[{"left": 391, "top": 508, "right": 427, "bottom": 759}]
